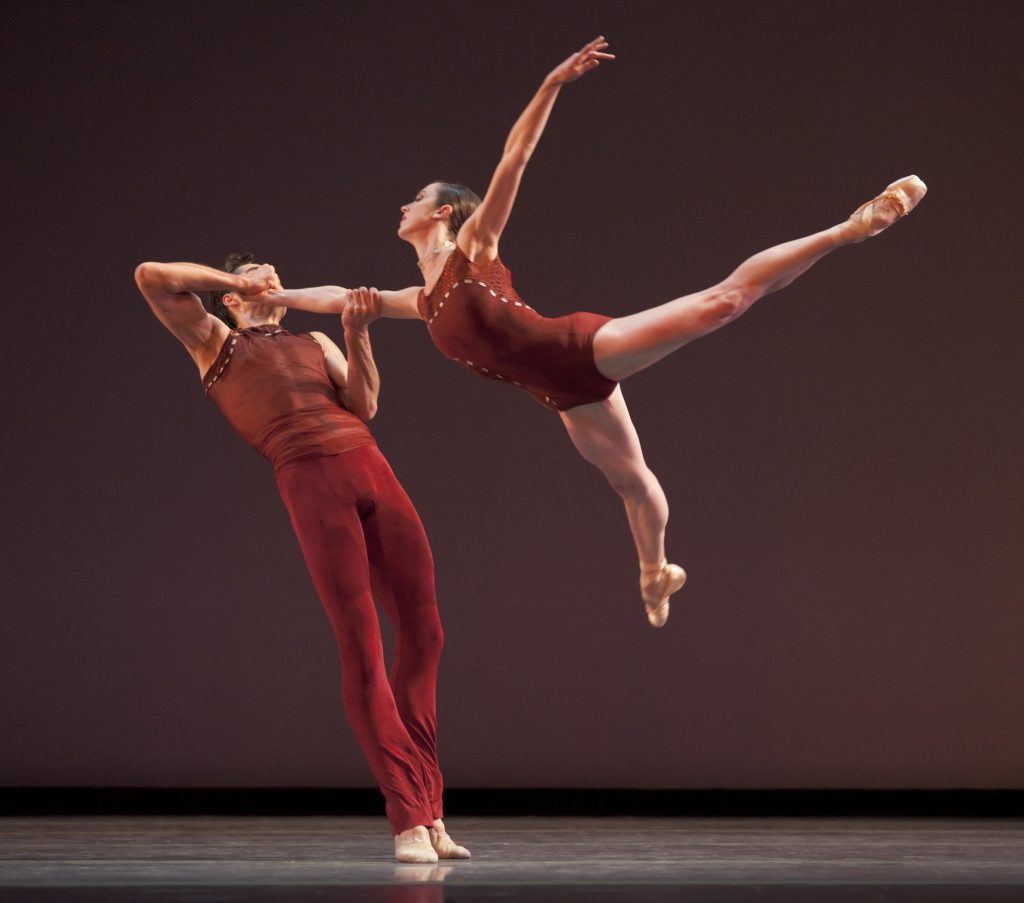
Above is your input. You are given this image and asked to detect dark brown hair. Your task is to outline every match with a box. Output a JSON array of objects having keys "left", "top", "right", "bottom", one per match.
[
  {"left": 434, "top": 183, "right": 481, "bottom": 238},
  {"left": 208, "top": 251, "right": 256, "bottom": 327}
]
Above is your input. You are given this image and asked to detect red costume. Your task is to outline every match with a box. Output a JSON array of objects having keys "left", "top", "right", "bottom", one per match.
[
  {"left": 418, "top": 247, "right": 618, "bottom": 411},
  {"left": 204, "top": 324, "right": 444, "bottom": 833}
]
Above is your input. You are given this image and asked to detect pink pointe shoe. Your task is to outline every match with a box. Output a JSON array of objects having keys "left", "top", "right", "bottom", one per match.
[
  {"left": 833, "top": 175, "right": 928, "bottom": 245},
  {"left": 640, "top": 560, "right": 687, "bottom": 628},
  {"left": 429, "top": 827, "right": 472, "bottom": 859},
  {"left": 394, "top": 833, "right": 439, "bottom": 864}
]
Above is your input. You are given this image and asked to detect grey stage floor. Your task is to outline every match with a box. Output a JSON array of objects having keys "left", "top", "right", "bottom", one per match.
[{"left": 2, "top": 816, "right": 1024, "bottom": 901}]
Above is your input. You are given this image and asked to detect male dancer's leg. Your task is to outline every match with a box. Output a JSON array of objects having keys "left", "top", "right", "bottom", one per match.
[
  {"left": 275, "top": 448, "right": 434, "bottom": 833},
  {"left": 360, "top": 449, "right": 446, "bottom": 821}
]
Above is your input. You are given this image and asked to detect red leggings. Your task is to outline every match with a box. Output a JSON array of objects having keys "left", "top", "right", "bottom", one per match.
[{"left": 275, "top": 445, "right": 444, "bottom": 833}]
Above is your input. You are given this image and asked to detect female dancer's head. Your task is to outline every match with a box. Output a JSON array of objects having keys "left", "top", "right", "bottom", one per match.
[{"left": 399, "top": 182, "right": 480, "bottom": 244}]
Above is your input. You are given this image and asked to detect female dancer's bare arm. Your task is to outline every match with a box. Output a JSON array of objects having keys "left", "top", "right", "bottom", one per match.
[
  {"left": 458, "top": 36, "right": 614, "bottom": 265},
  {"left": 263, "top": 285, "right": 422, "bottom": 319}
]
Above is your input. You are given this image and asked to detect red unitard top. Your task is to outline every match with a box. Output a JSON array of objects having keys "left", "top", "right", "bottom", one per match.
[
  {"left": 417, "top": 247, "right": 618, "bottom": 411},
  {"left": 202, "top": 324, "right": 375, "bottom": 471}
]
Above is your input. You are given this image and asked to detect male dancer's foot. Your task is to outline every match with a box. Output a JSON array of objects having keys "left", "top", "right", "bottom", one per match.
[
  {"left": 430, "top": 818, "right": 472, "bottom": 859},
  {"left": 395, "top": 825, "right": 438, "bottom": 863},
  {"left": 832, "top": 175, "right": 928, "bottom": 245},
  {"left": 640, "top": 560, "right": 687, "bottom": 628}
]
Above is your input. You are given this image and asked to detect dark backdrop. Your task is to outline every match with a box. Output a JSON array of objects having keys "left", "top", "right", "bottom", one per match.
[{"left": 2, "top": 0, "right": 1022, "bottom": 791}]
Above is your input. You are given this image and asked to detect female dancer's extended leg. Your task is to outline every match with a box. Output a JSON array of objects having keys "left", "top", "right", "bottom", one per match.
[
  {"left": 593, "top": 175, "right": 927, "bottom": 382},
  {"left": 569, "top": 176, "right": 927, "bottom": 626}
]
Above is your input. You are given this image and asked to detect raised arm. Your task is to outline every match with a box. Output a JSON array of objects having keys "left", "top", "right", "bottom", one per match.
[
  {"left": 457, "top": 36, "right": 614, "bottom": 264},
  {"left": 134, "top": 260, "right": 276, "bottom": 368},
  {"left": 310, "top": 287, "right": 382, "bottom": 421}
]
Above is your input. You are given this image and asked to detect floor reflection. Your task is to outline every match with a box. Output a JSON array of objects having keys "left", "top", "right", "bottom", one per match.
[{"left": 2, "top": 886, "right": 1024, "bottom": 902}]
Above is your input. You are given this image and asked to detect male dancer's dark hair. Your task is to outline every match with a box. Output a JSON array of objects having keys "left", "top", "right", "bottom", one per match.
[{"left": 208, "top": 251, "right": 256, "bottom": 326}]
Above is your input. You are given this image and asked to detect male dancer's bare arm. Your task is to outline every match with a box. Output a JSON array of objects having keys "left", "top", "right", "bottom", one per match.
[
  {"left": 341, "top": 288, "right": 383, "bottom": 420},
  {"left": 309, "top": 287, "right": 382, "bottom": 421},
  {"left": 134, "top": 260, "right": 276, "bottom": 359}
]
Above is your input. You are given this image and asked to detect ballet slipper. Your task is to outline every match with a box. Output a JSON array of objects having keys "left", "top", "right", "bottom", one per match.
[
  {"left": 395, "top": 833, "right": 439, "bottom": 864},
  {"left": 429, "top": 827, "right": 472, "bottom": 859},
  {"left": 640, "top": 559, "right": 687, "bottom": 628},
  {"left": 831, "top": 175, "right": 928, "bottom": 245}
]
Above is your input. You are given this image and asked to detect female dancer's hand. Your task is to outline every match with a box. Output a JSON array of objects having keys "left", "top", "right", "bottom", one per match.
[
  {"left": 342, "top": 286, "right": 382, "bottom": 333},
  {"left": 545, "top": 36, "right": 615, "bottom": 86}
]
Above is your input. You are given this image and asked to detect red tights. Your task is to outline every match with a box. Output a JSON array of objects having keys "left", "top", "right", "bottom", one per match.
[{"left": 275, "top": 445, "right": 444, "bottom": 833}]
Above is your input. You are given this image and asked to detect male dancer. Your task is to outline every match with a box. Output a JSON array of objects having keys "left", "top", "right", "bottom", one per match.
[{"left": 134, "top": 255, "right": 470, "bottom": 863}]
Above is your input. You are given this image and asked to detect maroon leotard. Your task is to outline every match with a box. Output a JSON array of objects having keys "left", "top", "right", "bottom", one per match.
[{"left": 417, "top": 247, "right": 618, "bottom": 411}]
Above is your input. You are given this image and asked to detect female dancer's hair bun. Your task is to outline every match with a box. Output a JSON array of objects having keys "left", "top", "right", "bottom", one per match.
[{"left": 434, "top": 182, "right": 481, "bottom": 238}]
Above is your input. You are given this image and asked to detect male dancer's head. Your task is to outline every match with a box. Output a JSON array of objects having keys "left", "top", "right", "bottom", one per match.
[{"left": 209, "top": 252, "right": 285, "bottom": 328}]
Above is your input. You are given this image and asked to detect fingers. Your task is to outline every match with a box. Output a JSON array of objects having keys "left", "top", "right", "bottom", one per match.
[
  {"left": 342, "top": 286, "right": 380, "bottom": 330},
  {"left": 366, "top": 287, "right": 382, "bottom": 316},
  {"left": 581, "top": 36, "right": 614, "bottom": 58},
  {"left": 243, "top": 264, "right": 280, "bottom": 295},
  {"left": 572, "top": 36, "right": 614, "bottom": 75}
]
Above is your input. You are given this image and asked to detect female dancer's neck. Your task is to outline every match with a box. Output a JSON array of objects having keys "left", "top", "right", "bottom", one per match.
[{"left": 413, "top": 227, "right": 455, "bottom": 271}]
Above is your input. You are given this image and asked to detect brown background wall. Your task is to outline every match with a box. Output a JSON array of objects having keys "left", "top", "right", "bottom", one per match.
[{"left": 2, "top": 0, "right": 1022, "bottom": 790}]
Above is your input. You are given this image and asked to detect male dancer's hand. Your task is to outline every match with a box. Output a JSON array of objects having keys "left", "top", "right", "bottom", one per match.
[
  {"left": 342, "top": 287, "right": 382, "bottom": 333},
  {"left": 238, "top": 264, "right": 281, "bottom": 297}
]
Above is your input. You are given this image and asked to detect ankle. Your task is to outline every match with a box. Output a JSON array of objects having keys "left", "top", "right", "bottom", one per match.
[{"left": 830, "top": 221, "right": 860, "bottom": 247}]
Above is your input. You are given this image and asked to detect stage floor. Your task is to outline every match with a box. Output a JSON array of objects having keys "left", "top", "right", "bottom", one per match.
[{"left": 2, "top": 816, "right": 1024, "bottom": 901}]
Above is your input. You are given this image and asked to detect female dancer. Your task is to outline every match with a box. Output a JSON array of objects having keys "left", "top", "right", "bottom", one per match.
[{"left": 270, "top": 38, "right": 926, "bottom": 627}]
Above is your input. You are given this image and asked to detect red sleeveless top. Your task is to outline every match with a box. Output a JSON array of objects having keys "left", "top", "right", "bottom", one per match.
[
  {"left": 202, "top": 324, "right": 375, "bottom": 470},
  {"left": 417, "top": 248, "right": 617, "bottom": 411}
]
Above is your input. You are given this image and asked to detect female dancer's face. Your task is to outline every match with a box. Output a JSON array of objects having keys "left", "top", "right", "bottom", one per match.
[{"left": 398, "top": 183, "right": 442, "bottom": 239}]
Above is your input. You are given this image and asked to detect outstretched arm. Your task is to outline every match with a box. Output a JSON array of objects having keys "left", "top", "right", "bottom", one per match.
[
  {"left": 457, "top": 36, "right": 614, "bottom": 264},
  {"left": 261, "top": 285, "right": 422, "bottom": 320},
  {"left": 134, "top": 260, "right": 276, "bottom": 365}
]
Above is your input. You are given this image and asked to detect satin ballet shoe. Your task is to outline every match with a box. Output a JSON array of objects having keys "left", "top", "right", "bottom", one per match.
[
  {"left": 395, "top": 833, "right": 439, "bottom": 864},
  {"left": 832, "top": 174, "right": 928, "bottom": 245},
  {"left": 640, "top": 559, "right": 687, "bottom": 628},
  {"left": 429, "top": 827, "right": 472, "bottom": 859}
]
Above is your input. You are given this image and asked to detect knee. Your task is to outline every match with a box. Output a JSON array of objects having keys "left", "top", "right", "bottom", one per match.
[
  {"left": 411, "top": 614, "right": 444, "bottom": 659},
  {"left": 410, "top": 616, "right": 445, "bottom": 661},
  {"left": 604, "top": 466, "right": 655, "bottom": 501}
]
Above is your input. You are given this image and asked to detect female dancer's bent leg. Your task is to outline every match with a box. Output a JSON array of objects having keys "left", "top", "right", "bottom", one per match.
[{"left": 560, "top": 386, "right": 681, "bottom": 627}]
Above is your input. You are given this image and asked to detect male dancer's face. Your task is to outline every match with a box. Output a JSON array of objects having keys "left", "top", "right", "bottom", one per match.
[{"left": 224, "top": 262, "right": 286, "bottom": 323}]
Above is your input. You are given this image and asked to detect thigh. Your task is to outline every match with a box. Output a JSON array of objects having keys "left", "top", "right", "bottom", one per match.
[
  {"left": 560, "top": 385, "right": 649, "bottom": 479},
  {"left": 276, "top": 455, "right": 374, "bottom": 620},
  {"left": 592, "top": 283, "right": 734, "bottom": 381},
  {"left": 360, "top": 452, "right": 438, "bottom": 617}
]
